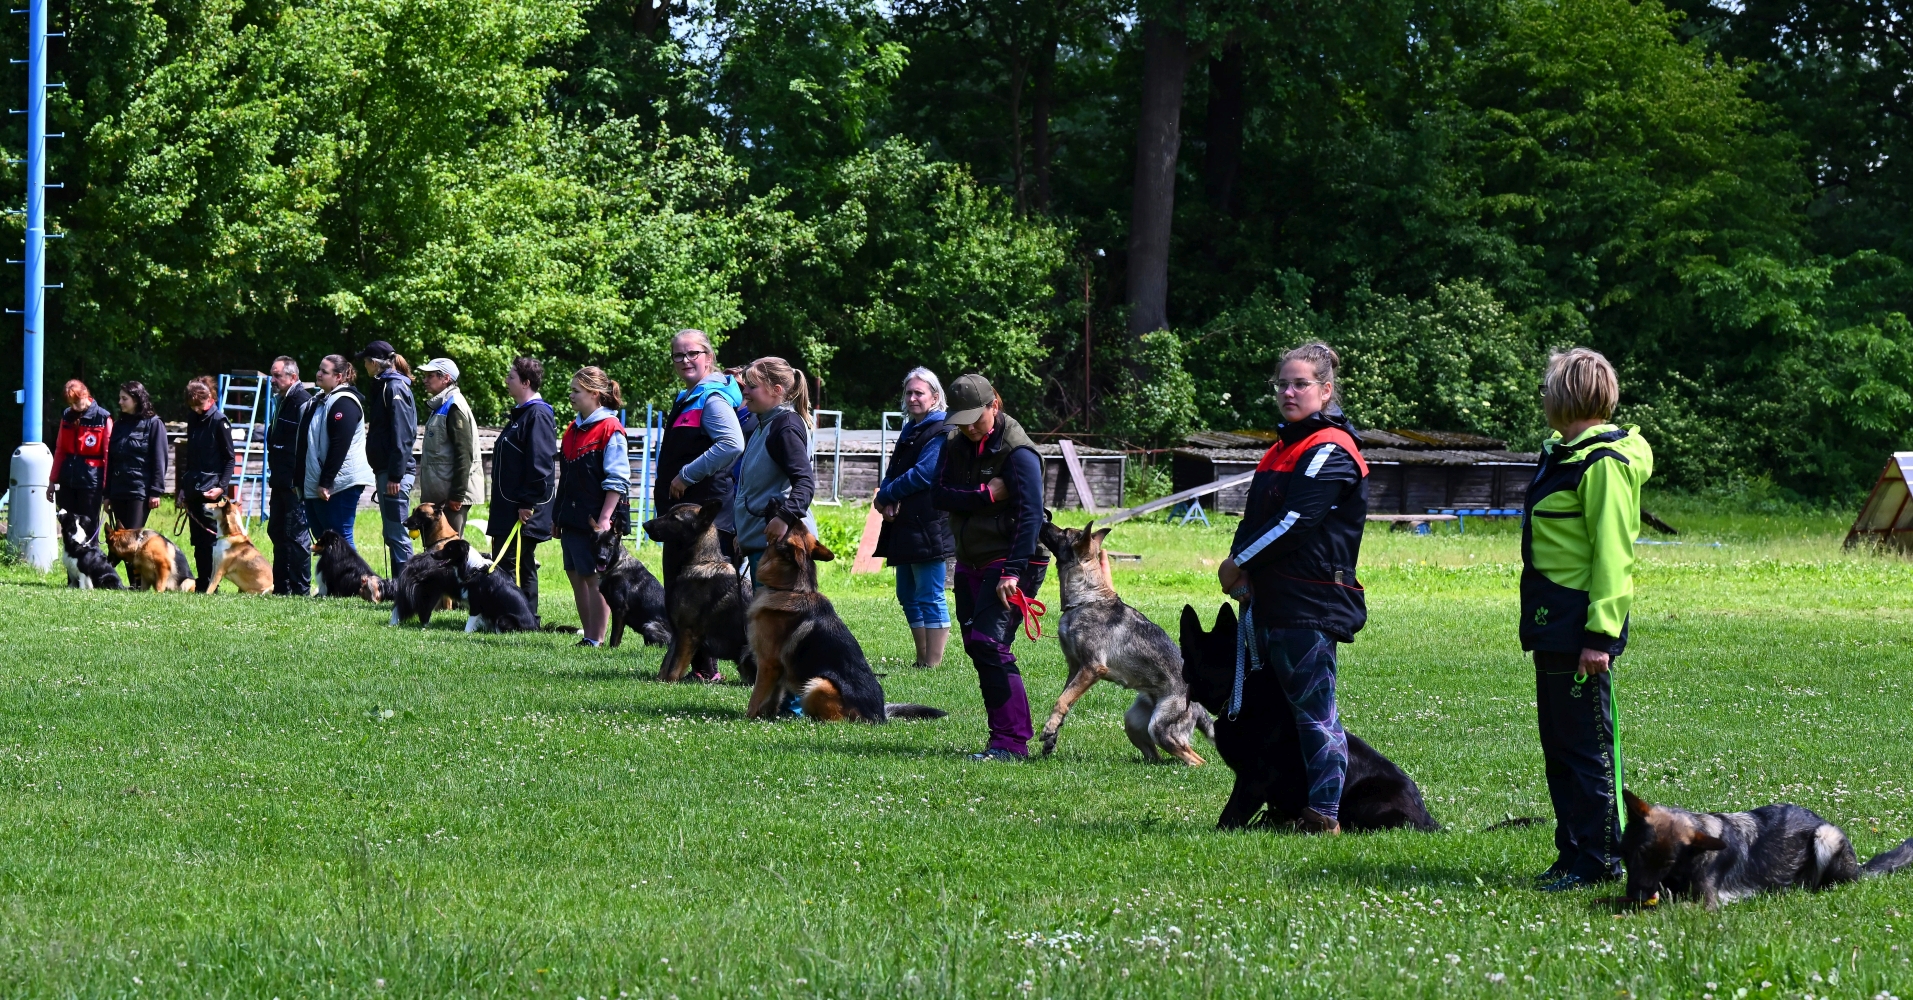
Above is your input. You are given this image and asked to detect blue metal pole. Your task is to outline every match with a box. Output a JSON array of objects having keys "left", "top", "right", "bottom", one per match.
[{"left": 20, "top": 0, "right": 45, "bottom": 442}]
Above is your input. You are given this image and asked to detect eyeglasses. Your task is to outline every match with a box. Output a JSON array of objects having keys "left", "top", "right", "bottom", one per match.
[
  {"left": 1269, "top": 378, "right": 1327, "bottom": 393},
  {"left": 671, "top": 350, "right": 708, "bottom": 362}
]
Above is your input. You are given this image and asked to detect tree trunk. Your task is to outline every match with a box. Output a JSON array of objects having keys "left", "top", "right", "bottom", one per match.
[
  {"left": 634, "top": 0, "right": 668, "bottom": 37},
  {"left": 1203, "top": 41, "right": 1245, "bottom": 215},
  {"left": 1032, "top": 27, "right": 1060, "bottom": 213},
  {"left": 1008, "top": 56, "right": 1029, "bottom": 215},
  {"left": 1127, "top": 17, "right": 1191, "bottom": 337}
]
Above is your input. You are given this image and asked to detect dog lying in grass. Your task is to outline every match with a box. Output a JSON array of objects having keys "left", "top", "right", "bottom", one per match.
[
  {"left": 203, "top": 499, "right": 272, "bottom": 594},
  {"left": 1179, "top": 603, "right": 1438, "bottom": 832},
  {"left": 1036, "top": 520, "right": 1212, "bottom": 764},
  {"left": 450, "top": 541, "right": 539, "bottom": 633},
  {"left": 745, "top": 522, "right": 945, "bottom": 723},
  {"left": 59, "top": 511, "right": 123, "bottom": 590},
  {"left": 593, "top": 528, "right": 671, "bottom": 649},
  {"left": 107, "top": 524, "right": 194, "bottom": 592},
  {"left": 643, "top": 501, "right": 756, "bottom": 684},
  {"left": 1622, "top": 789, "right": 1913, "bottom": 908}
]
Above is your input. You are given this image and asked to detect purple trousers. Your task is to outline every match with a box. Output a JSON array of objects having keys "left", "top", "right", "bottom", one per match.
[{"left": 953, "top": 560, "right": 1047, "bottom": 755}]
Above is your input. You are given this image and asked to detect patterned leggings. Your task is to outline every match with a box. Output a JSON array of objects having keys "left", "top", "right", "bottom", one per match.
[{"left": 1253, "top": 624, "right": 1350, "bottom": 818}]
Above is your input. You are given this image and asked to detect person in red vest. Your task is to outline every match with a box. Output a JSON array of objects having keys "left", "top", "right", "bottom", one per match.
[
  {"left": 1216, "top": 341, "right": 1370, "bottom": 835},
  {"left": 557, "top": 366, "right": 630, "bottom": 647},
  {"left": 50, "top": 378, "right": 112, "bottom": 543}
]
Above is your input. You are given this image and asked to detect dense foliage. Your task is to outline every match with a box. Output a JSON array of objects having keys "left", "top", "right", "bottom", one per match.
[{"left": 0, "top": 0, "right": 1904, "bottom": 496}]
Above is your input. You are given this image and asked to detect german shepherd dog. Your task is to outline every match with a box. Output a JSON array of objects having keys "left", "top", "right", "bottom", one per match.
[
  {"left": 1622, "top": 790, "right": 1913, "bottom": 908},
  {"left": 449, "top": 541, "right": 539, "bottom": 633},
  {"left": 1180, "top": 603, "right": 1439, "bottom": 832},
  {"left": 203, "top": 498, "right": 273, "bottom": 594},
  {"left": 642, "top": 501, "right": 756, "bottom": 684},
  {"left": 404, "top": 502, "right": 462, "bottom": 551},
  {"left": 1037, "top": 520, "right": 1213, "bottom": 764},
  {"left": 388, "top": 543, "right": 466, "bottom": 626},
  {"left": 745, "top": 523, "right": 945, "bottom": 722},
  {"left": 593, "top": 528, "right": 672, "bottom": 648},
  {"left": 310, "top": 530, "right": 381, "bottom": 598},
  {"left": 59, "top": 510, "right": 124, "bottom": 589},
  {"left": 107, "top": 524, "right": 194, "bottom": 592}
]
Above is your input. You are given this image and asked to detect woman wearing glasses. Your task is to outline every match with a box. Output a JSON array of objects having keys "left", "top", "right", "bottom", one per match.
[
  {"left": 1215, "top": 341, "right": 1370, "bottom": 835},
  {"left": 656, "top": 330, "right": 748, "bottom": 563}
]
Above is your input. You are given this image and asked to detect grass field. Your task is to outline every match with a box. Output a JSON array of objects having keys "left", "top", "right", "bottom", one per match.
[{"left": 1, "top": 496, "right": 1911, "bottom": 998}]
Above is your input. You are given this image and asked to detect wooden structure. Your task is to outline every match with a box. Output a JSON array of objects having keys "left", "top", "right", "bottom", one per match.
[
  {"left": 1171, "top": 428, "right": 1538, "bottom": 516},
  {"left": 1845, "top": 453, "right": 1913, "bottom": 551},
  {"left": 803, "top": 429, "right": 1124, "bottom": 510}
]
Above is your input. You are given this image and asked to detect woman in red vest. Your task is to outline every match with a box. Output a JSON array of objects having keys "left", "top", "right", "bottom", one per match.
[
  {"left": 50, "top": 379, "right": 112, "bottom": 542},
  {"left": 557, "top": 366, "right": 630, "bottom": 647},
  {"left": 1216, "top": 342, "right": 1370, "bottom": 835}
]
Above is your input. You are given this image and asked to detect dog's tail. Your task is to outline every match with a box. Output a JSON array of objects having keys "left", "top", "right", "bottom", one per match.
[
  {"left": 882, "top": 703, "right": 948, "bottom": 721},
  {"left": 1862, "top": 837, "right": 1913, "bottom": 877},
  {"left": 1191, "top": 702, "right": 1216, "bottom": 742},
  {"left": 1483, "top": 816, "right": 1548, "bottom": 832}
]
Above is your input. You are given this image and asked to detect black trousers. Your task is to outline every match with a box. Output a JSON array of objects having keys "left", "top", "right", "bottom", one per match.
[
  {"left": 107, "top": 495, "right": 150, "bottom": 532},
  {"left": 1535, "top": 650, "right": 1623, "bottom": 881},
  {"left": 269, "top": 487, "right": 312, "bottom": 595},
  {"left": 185, "top": 498, "right": 218, "bottom": 593},
  {"left": 491, "top": 532, "right": 542, "bottom": 620}
]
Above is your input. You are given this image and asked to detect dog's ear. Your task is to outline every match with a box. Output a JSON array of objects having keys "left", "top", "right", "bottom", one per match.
[
  {"left": 1214, "top": 602, "right": 1237, "bottom": 635},
  {"left": 811, "top": 540, "right": 836, "bottom": 561},
  {"left": 1690, "top": 831, "right": 1726, "bottom": 852},
  {"left": 1089, "top": 526, "right": 1112, "bottom": 549},
  {"left": 1623, "top": 789, "right": 1654, "bottom": 820},
  {"left": 1179, "top": 604, "right": 1202, "bottom": 647},
  {"left": 696, "top": 499, "right": 725, "bottom": 522}
]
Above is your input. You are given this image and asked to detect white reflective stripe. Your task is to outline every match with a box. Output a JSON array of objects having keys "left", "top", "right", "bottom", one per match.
[
  {"left": 1235, "top": 510, "right": 1300, "bottom": 563},
  {"left": 1304, "top": 443, "right": 1336, "bottom": 478}
]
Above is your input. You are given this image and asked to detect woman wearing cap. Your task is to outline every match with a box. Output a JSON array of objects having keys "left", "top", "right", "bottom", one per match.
[
  {"left": 932, "top": 374, "right": 1047, "bottom": 761},
  {"left": 299, "top": 355, "right": 375, "bottom": 548},
  {"left": 105, "top": 381, "right": 167, "bottom": 532},
  {"left": 557, "top": 367, "right": 629, "bottom": 647},
  {"left": 1215, "top": 342, "right": 1369, "bottom": 834},
  {"left": 732, "top": 357, "right": 817, "bottom": 585},
  {"left": 355, "top": 341, "right": 417, "bottom": 576},
  {"left": 874, "top": 367, "right": 953, "bottom": 670},
  {"left": 657, "top": 330, "right": 748, "bottom": 572},
  {"left": 179, "top": 376, "right": 235, "bottom": 593},
  {"left": 415, "top": 357, "right": 484, "bottom": 535},
  {"left": 49, "top": 379, "right": 111, "bottom": 541},
  {"left": 1522, "top": 348, "right": 1653, "bottom": 892}
]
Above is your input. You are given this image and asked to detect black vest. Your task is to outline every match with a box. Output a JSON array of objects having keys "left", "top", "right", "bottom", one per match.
[
  {"left": 107, "top": 414, "right": 166, "bottom": 498},
  {"left": 940, "top": 413, "right": 1040, "bottom": 567},
  {"left": 653, "top": 388, "right": 749, "bottom": 527},
  {"left": 875, "top": 415, "right": 954, "bottom": 565},
  {"left": 267, "top": 384, "right": 312, "bottom": 490}
]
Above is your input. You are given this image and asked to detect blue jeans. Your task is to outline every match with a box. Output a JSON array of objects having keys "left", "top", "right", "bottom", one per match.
[
  {"left": 894, "top": 560, "right": 950, "bottom": 628},
  {"left": 305, "top": 486, "right": 366, "bottom": 549},
  {"left": 377, "top": 472, "right": 413, "bottom": 576}
]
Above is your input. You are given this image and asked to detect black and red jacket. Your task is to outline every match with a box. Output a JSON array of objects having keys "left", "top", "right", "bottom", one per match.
[
  {"left": 557, "top": 411, "right": 630, "bottom": 534},
  {"left": 51, "top": 402, "right": 112, "bottom": 496},
  {"left": 1227, "top": 409, "right": 1369, "bottom": 642}
]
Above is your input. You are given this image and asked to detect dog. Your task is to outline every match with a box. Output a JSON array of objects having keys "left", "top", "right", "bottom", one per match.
[
  {"left": 642, "top": 500, "right": 757, "bottom": 683},
  {"left": 446, "top": 540, "right": 539, "bottom": 633},
  {"left": 59, "top": 511, "right": 123, "bottom": 590},
  {"left": 403, "top": 502, "right": 462, "bottom": 552},
  {"left": 106, "top": 525, "right": 194, "bottom": 592},
  {"left": 1621, "top": 790, "right": 1913, "bottom": 909},
  {"left": 1179, "top": 603, "right": 1439, "bottom": 832},
  {"left": 745, "top": 522, "right": 945, "bottom": 722},
  {"left": 593, "top": 528, "right": 671, "bottom": 648},
  {"left": 1037, "top": 520, "right": 1212, "bottom": 764},
  {"left": 387, "top": 543, "right": 465, "bottom": 626},
  {"left": 357, "top": 574, "right": 394, "bottom": 602},
  {"left": 202, "top": 498, "right": 273, "bottom": 594},
  {"left": 312, "top": 530, "right": 380, "bottom": 598}
]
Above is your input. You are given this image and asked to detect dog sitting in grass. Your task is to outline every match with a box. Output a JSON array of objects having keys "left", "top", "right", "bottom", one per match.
[
  {"left": 107, "top": 524, "right": 194, "bottom": 592},
  {"left": 404, "top": 502, "right": 462, "bottom": 551},
  {"left": 203, "top": 498, "right": 272, "bottom": 594},
  {"left": 1036, "top": 519, "right": 1212, "bottom": 764},
  {"left": 642, "top": 500, "right": 756, "bottom": 684},
  {"left": 449, "top": 540, "right": 539, "bottom": 633},
  {"left": 1621, "top": 789, "right": 1913, "bottom": 909},
  {"left": 310, "top": 531, "right": 384, "bottom": 599},
  {"left": 1179, "top": 603, "right": 1438, "bottom": 832},
  {"left": 59, "top": 511, "right": 123, "bottom": 590},
  {"left": 745, "top": 521, "right": 944, "bottom": 723},
  {"left": 593, "top": 528, "right": 672, "bottom": 649},
  {"left": 388, "top": 542, "right": 465, "bottom": 626}
]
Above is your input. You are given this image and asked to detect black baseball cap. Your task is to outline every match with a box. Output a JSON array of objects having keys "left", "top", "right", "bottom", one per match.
[{"left": 355, "top": 340, "right": 396, "bottom": 361}]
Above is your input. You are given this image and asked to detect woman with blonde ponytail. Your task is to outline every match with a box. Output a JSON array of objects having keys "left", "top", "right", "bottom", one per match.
[
  {"left": 557, "top": 366, "right": 631, "bottom": 646},
  {"left": 732, "top": 357, "right": 817, "bottom": 583}
]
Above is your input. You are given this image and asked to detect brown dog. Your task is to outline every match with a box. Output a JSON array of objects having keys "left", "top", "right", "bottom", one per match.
[
  {"left": 107, "top": 525, "right": 196, "bottom": 592},
  {"left": 203, "top": 498, "right": 273, "bottom": 594},
  {"left": 404, "top": 502, "right": 461, "bottom": 551}
]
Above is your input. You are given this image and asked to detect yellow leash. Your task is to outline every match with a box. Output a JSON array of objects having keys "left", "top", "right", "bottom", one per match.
[{"left": 489, "top": 518, "right": 524, "bottom": 576}]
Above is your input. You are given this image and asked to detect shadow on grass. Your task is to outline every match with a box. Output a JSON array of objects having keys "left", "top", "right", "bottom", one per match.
[{"left": 573, "top": 700, "right": 751, "bottom": 721}]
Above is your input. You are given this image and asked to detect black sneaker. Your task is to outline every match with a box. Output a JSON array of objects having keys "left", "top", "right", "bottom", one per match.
[
  {"left": 1539, "top": 872, "right": 1618, "bottom": 893},
  {"left": 967, "top": 748, "right": 1025, "bottom": 762},
  {"left": 1533, "top": 862, "right": 1571, "bottom": 885},
  {"left": 575, "top": 637, "right": 601, "bottom": 647}
]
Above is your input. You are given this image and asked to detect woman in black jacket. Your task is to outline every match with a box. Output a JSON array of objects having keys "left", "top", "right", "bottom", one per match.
[
  {"left": 489, "top": 356, "right": 558, "bottom": 618},
  {"left": 874, "top": 367, "right": 953, "bottom": 669},
  {"left": 178, "top": 377, "right": 235, "bottom": 593},
  {"left": 106, "top": 381, "right": 168, "bottom": 531}
]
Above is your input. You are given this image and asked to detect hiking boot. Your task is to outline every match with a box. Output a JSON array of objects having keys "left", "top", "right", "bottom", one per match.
[
  {"left": 967, "top": 748, "right": 1026, "bottom": 763},
  {"left": 1297, "top": 808, "right": 1342, "bottom": 835},
  {"left": 1533, "top": 861, "right": 1572, "bottom": 885}
]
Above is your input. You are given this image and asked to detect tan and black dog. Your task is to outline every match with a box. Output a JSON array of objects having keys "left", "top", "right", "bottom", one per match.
[
  {"left": 107, "top": 524, "right": 196, "bottom": 592},
  {"left": 641, "top": 500, "right": 755, "bottom": 683},
  {"left": 745, "top": 522, "right": 943, "bottom": 723},
  {"left": 203, "top": 498, "right": 273, "bottom": 594},
  {"left": 404, "top": 502, "right": 462, "bottom": 551},
  {"left": 1037, "top": 520, "right": 1212, "bottom": 764}
]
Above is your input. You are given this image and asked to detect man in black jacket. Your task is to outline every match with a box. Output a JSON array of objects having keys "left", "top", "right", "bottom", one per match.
[
  {"left": 356, "top": 340, "right": 418, "bottom": 576},
  {"left": 489, "top": 356, "right": 558, "bottom": 618},
  {"left": 266, "top": 357, "right": 314, "bottom": 595}
]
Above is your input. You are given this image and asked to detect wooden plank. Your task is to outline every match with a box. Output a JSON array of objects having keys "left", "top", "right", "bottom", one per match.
[
  {"left": 1058, "top": 439, "right": 1100, "bottom": 514},
  {"left": 851, "top": 492, "right": 886, "bottom": 574},
  {"left": 1092, "top": 470, "right": 1256, "bottom": 528}
]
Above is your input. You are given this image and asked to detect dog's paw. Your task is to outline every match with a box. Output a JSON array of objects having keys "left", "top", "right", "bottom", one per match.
[{"left": 1040, "top": 731, "right": 1058, "bottom": 756}]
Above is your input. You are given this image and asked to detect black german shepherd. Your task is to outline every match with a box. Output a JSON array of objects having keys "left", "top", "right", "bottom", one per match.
[
  {"left": 1179, "top": 603, "right": 1438, "bottom": 832},
  {"left": 593, "top": 529, "right": 672, "bottom": 649},
  {"left": 1622, "top": 789, "right": 1913, "bottom": 908},
  {"left": 642, "top": 500, "right": 756, "bottom": 683}
]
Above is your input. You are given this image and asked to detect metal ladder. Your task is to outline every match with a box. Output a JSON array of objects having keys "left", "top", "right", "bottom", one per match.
[{"left": 216, "top": 372, "right": 270, "bottom": 529}]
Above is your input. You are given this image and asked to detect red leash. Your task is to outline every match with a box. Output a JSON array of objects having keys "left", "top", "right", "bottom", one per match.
[{"left": 1007, "top": 590, "right": 1047, "bottom": 641}]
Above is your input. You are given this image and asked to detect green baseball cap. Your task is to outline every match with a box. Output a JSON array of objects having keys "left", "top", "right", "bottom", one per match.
[{"left": 945, "top": 373, "right": 996, "bottom": 425}]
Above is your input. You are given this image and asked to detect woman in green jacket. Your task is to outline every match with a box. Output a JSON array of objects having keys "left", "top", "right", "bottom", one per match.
[{"left": 1521, "top": 348, "right": 1653, "bottom": 892}]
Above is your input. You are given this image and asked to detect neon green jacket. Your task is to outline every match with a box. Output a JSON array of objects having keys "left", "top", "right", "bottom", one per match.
[{"left": 1519, "top": 423, "right": 1653, "bottom": 654}]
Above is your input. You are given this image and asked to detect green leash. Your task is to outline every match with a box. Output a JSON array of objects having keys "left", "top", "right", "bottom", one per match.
[{"left": 1575, "top": 663, "right": 1626, "bottom": 837}]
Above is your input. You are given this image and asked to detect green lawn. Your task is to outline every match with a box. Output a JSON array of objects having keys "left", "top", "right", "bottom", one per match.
[{"left": 1, "top": 497, "right": 1911, "bottom": 998}]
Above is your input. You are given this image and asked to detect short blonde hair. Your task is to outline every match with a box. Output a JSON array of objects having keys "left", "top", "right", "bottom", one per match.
[{"left": 1543, "top": 348, "right": 1618, "bottom": 426}]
